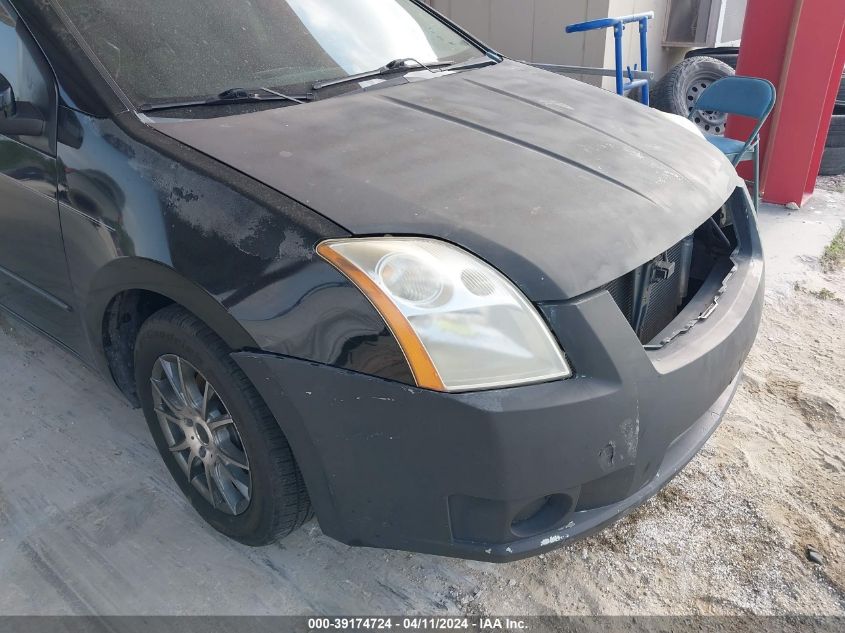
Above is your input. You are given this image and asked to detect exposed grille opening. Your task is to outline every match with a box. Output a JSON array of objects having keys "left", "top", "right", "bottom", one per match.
[{"left": 602, "top": 211, "right": 738, "bottom": 345}]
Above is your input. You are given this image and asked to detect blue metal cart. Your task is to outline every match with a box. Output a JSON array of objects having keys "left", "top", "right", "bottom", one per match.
[{"left": 565, "top": 12, "right": 654, "bottom": 105}]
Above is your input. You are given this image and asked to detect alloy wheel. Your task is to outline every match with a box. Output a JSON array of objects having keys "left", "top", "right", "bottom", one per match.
[{"left": 150, "top": 354, "right": 252, "bottom": 515}]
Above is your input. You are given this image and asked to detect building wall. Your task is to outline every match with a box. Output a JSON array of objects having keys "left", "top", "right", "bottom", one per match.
[{"left": 423, "top": 0, "right": 690, "bottom": 88}]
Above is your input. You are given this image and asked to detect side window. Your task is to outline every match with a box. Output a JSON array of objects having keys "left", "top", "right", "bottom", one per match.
[{"left": 0, "top": 1, "right": 56, "bottom": 153}]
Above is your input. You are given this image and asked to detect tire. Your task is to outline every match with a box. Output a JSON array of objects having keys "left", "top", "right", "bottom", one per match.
[
  {"left": 821, "top": 111, "right": 845, "bottom": 176},
  {"left": 651, "top": 57, "right": 735, "bottom": 136},
  {"left": 826, "top": 109, "right": 845, "bottom": 147},
  {"left": 685, "top": 47, "right": 740, "bottom": 70},
  {"left": 135, "top": 305, "right": 312, "bottom": 545},
  {"left": 820, "top": 146, "right": 845, "bottom": 176}
]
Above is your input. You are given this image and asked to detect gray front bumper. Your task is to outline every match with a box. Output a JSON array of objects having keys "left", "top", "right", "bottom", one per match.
[{"left": 233, "top": 189, "right": 764, "bottom": 562}]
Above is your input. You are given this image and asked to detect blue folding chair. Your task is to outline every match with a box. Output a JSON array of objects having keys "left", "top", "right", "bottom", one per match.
[{"left": 689, "top": 76, "right": 776, "bottom": 211}]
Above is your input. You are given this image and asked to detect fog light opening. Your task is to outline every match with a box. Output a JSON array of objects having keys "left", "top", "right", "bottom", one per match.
[{"left": 509, "top": 494, "right": 573, "bottom": 538}]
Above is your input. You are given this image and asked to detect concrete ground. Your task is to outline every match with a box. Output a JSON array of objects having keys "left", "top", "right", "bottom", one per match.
[{"left": 0, "top": 182, "right": 843, "bottom": 616}]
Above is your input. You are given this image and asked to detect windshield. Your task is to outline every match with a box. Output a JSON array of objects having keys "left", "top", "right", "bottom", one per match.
[{"left": 54, "top": 0, "right": 484, "bottom": 106}]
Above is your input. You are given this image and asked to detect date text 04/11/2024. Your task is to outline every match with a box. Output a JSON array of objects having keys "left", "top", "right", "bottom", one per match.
[{"left": 306, "top": 617, "right": 529, "bottom": 630}]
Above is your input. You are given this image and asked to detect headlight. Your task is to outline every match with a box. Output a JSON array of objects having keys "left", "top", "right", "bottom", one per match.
[{"left": 317, "top": 237, "right": 571, "bottom": 392}]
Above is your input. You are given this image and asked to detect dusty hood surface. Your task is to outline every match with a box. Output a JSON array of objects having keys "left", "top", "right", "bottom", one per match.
[{"left": 150, "top": 61, "right": 737, "bottom": 301}]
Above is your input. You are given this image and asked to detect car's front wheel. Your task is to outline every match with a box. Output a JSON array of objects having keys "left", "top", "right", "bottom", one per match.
[{"left": 135, "top": 305, "right": 312, "bottom": 545}]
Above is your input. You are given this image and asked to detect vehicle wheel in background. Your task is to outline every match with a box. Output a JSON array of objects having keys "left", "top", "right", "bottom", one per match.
[
  {"left": 135, "top": 305, "right": 312, "bottom": 545},
  {"left": 651, "top": 57, "right": 735, "bottom": 136},
  {"left": 685, "top": 47, "right": 740, "bottom": 70},
  {"left": 820, "top": 107, "right": 845, "bottom": 176}
]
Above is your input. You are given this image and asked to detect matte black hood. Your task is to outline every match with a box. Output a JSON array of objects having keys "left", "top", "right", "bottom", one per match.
[{"left": 150, "top": 61, "right": 737, "bottom": 301}]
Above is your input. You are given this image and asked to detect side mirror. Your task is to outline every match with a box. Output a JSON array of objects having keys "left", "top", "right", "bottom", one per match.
[{"left": 0, "top": 73, "right": 45, "bottom": 137}]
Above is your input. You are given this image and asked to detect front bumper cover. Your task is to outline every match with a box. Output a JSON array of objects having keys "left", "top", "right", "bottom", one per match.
[{"left": 233, "top": 191, "right": 764, "bottom": 562}]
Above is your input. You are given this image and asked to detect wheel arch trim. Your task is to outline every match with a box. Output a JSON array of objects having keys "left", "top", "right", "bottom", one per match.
[{"left": 84, "top": 257, "right": 259, "bottom": 391}]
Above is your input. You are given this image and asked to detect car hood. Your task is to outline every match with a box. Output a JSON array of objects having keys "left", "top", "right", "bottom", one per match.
[{"left": 150, "top": 61, "right": 737, "bottom": 301}]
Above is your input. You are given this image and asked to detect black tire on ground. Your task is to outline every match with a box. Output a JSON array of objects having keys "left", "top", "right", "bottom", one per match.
[
  {"left": 651, "top": 56, "right": 735, "bottom": 136},
  {"left": 135, "top": 305, "right": 312, "bottom": 546},
  {"left": 819, "top": 146, "right": 845, "bottom": 176},
  {"left": 826, "top": 109, "right": 845, "bottom": 147},
  {"left": 821, "top": 110, "right": 845, "bottom": 176}
]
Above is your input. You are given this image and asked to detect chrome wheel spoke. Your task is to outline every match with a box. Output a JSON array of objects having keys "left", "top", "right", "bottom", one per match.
[
  {"left": 154, "top": 407, "right": 183, "bottom": 426},
  {"left": 205, "top": 462, "right": 223, "bottom": 510},
  {"left": 189, "top": 455, "right": 213, "bottom": 503},
  {"left": 220, "top": 462, "right": 250, "bottom": 499},
  {"left": 161, "top": 357, "right": 188, "bottom": 409},
  {"left": 185, "top": 452, "right": 199, "bottom": 482},
  {"left": 210, "top": 463, "right": 240, "bottom": 514},
  {"left": 151, "top": 378, "right": 183, "bottom": 415},
  {"left": 169, "top": 437, "right": 191, "bottom": 453},
  {"left": 218, "top": 447, "right": 249, "bottom": 472},
  {"left": 208, "top": 415, "right": 234, "bottom": 432},
  {"left": 173, "top": 450, "right": 192, "bottom": 477},
  {"left": 201, "top": 380, "right": 215, "bottom": 420},
  {"left": 150, "top": 354, "right": 252, "bottom": 517}
]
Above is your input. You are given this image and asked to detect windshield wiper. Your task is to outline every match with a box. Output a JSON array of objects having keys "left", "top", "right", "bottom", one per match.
[
  {"left": 444, "top": 56, "right": 501, "bottom": 72},
  {"left": 139, "top": 87, "right": 313, "bottom": 113},
  {"left": 312, "top": 58, "right": 454, "bottom": 91}
]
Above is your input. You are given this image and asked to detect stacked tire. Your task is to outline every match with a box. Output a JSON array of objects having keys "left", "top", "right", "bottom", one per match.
[
  {"left": 838, "top": 72, "right": 845, "bottom": 106},
  {"left": 820, "top": 101, "right": 845, "bottom": 176}
]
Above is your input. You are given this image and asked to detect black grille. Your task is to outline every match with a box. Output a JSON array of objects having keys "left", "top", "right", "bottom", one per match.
[
  {"left": 601, "top": 241, "right": 689, "bottom": 344},
  {"left": 639, "top": 242, "right": 684, "bottom": 343},
  {"left": 603, "top": 274, "right": 635, "bottom": 321}
]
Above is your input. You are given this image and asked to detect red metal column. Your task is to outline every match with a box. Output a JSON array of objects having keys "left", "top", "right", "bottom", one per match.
[{"left": 727, "top": 0, "right": 845, "bottom": 205}]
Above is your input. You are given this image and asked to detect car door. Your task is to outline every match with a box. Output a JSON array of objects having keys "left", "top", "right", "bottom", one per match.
[{"left": 0, "top": 1, "right": 80, "bottom": 348}]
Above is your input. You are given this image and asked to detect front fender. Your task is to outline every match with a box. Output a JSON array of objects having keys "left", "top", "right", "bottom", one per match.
[
  {"left": 84, "top": 257, "right": 259, "bottom": 374},
  {"left": 58, "top": 110, "right": 412, "bottom": 386}
]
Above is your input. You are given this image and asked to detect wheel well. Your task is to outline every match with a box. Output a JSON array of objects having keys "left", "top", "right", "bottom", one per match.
[{"left": 102, "top": 290, "right": 173, "bottom": 407}]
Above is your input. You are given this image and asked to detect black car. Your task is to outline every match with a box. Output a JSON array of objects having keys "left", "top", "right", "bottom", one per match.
[{"left": 0, "top": 0, "right": 763, "bottom": 562}]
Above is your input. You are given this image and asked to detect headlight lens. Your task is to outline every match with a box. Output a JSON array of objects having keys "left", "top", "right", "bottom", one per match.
[{"left": 318, "top": 237, "right": 571, "bottom": 392}]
